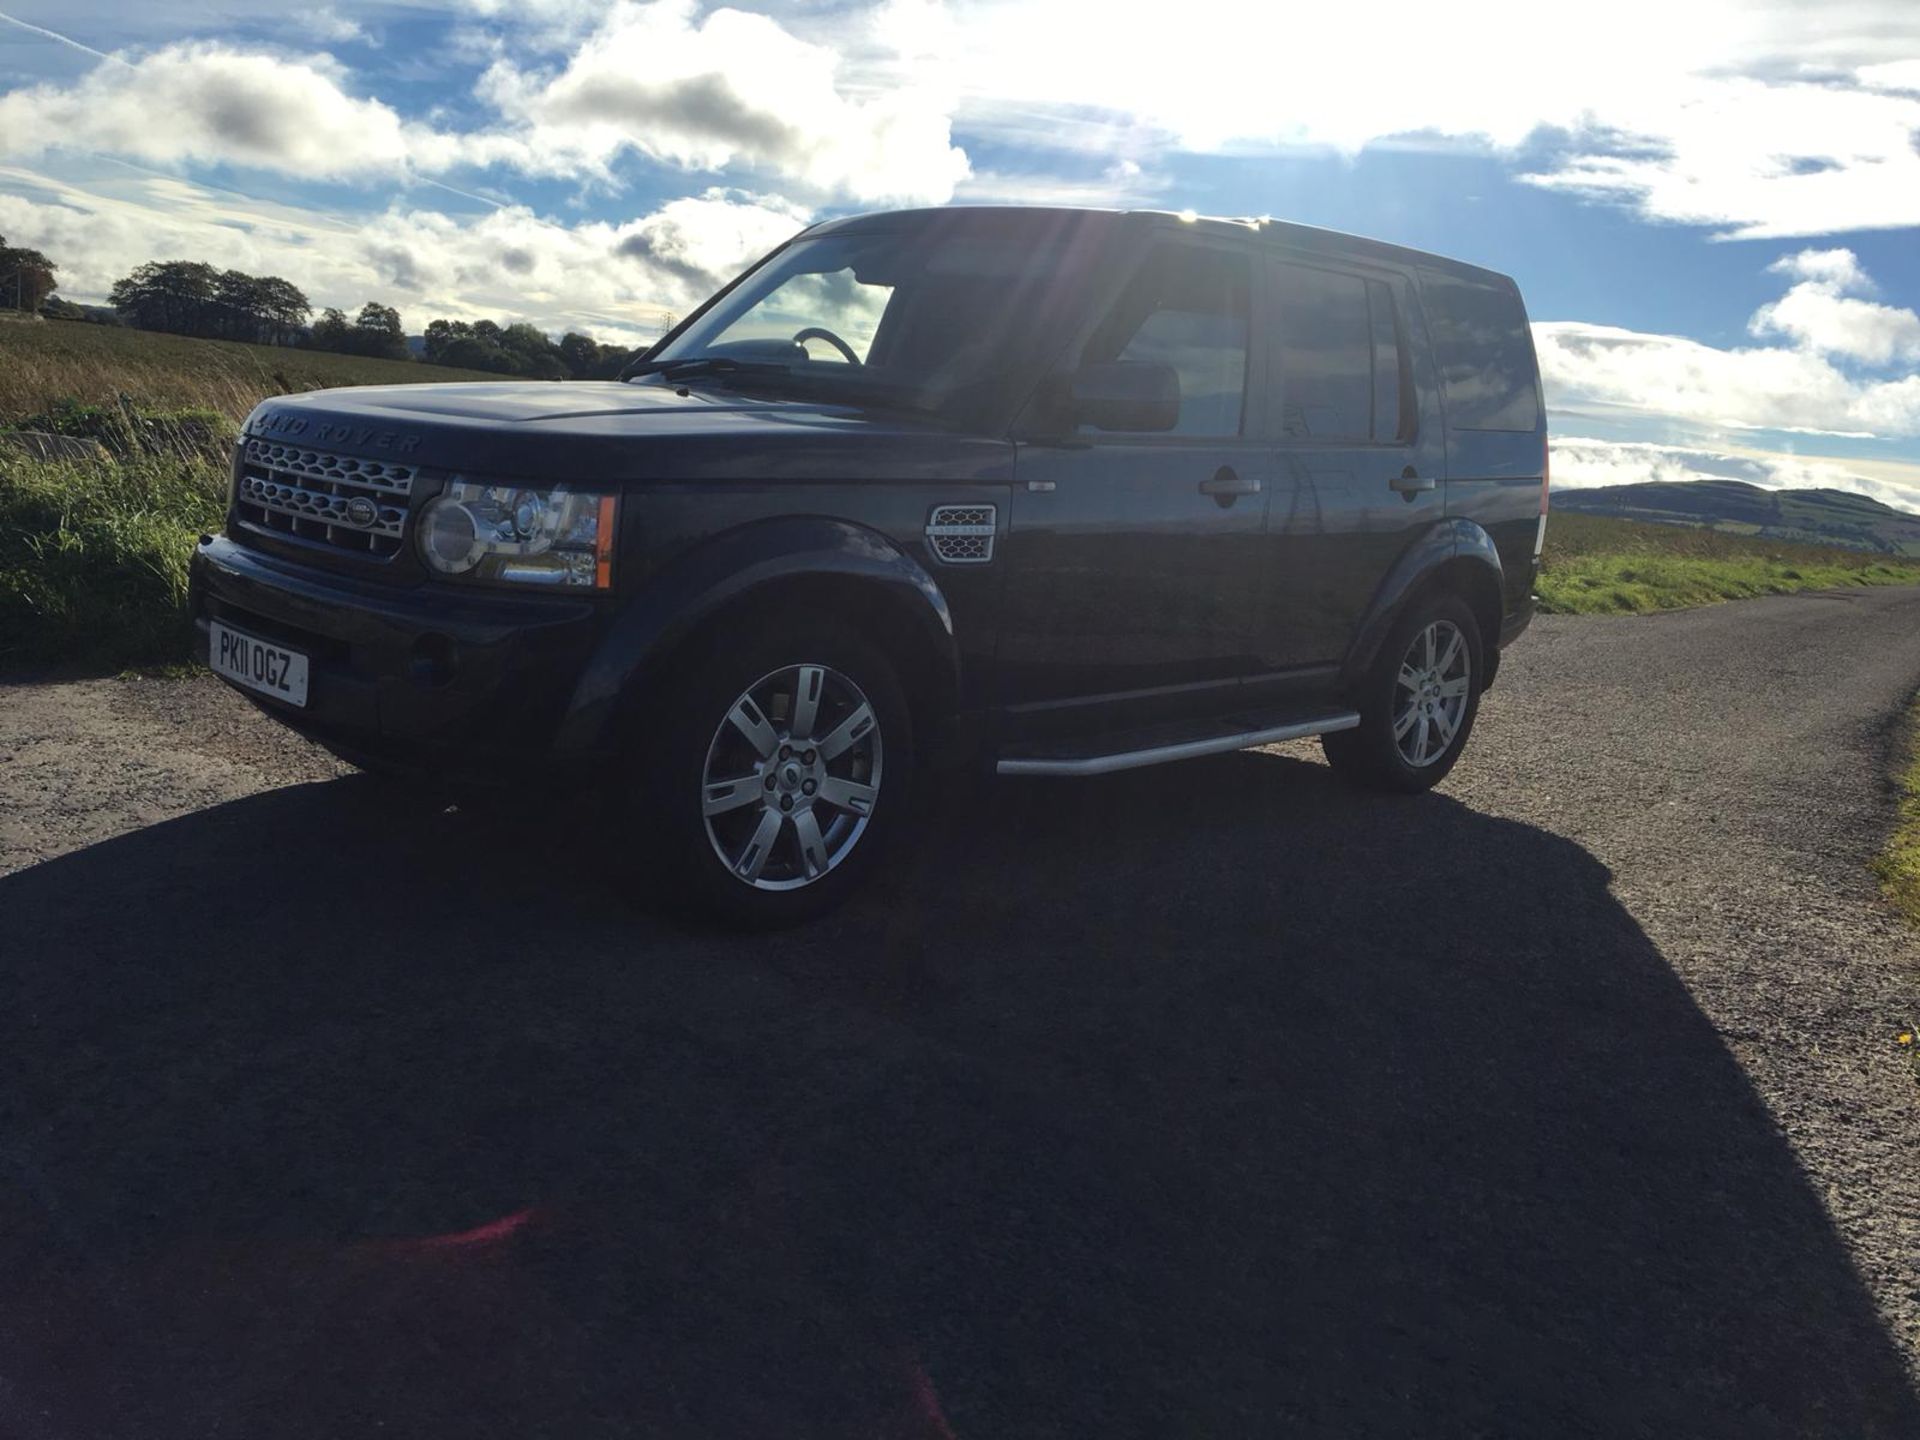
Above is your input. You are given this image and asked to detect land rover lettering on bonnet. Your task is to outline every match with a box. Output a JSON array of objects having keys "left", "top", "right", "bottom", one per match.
[{"left": 189, "top": 205, "right": 1546, "bottom": 925}]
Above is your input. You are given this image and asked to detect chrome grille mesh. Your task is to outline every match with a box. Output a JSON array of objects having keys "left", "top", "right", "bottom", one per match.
[
  {"left": 926, "top": 504, "right": 996, "bottom": 565},
  {"left": 244, "top": 440, "right": 416, "bottom": 492},
  {"left": 237, "top": 476, "right": 406, "bottom": 537},
  {"left": 235, "top": 439, "right": 417, "bottom": 556}
]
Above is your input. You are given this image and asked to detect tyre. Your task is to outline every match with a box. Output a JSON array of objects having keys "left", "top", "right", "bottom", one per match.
[
  {"left": 632, "top": 613, "right": 916, "bottom": 927},
  {"left": 1322, "top": 592, "right": 1484, "bottom": 792}
]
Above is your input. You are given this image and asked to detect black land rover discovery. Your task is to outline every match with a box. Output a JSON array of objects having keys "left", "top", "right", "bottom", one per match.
[{"left": 190, "top": 205, "right": 1548, "bottom": 924}]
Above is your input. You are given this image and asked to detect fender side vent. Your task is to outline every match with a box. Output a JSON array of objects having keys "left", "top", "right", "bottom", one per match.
[{"left": 926, "top": 505, "right": 996, "bottom": 565}]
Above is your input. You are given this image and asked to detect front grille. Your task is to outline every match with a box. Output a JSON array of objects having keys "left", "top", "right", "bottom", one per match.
[{"left": 235, "top": 439, "right": 418, "bottom": 557}]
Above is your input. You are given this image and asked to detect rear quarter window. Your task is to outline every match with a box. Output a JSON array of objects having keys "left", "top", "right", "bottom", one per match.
[{"left": 1419, "top": 269, "right": 1541, "bottom": 432}]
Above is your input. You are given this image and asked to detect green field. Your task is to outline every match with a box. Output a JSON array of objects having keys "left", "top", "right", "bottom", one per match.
[
  {"left": 1538, "top": 512, "right": 1920, "bottom": 615},
  {"left": 0, "top": 317, "right": 507, "bottom": 427}
]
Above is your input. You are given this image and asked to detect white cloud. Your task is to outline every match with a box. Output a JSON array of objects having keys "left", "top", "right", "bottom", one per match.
[
  {"left": 1538, "top": 247, "right": 1920, "bottom": 440},
  {"left": 1538, "top": 321, "right": 1920, "bottom": 439},
  {"left": 1518, "top": 76, "right": 1920, "bottom": 240},
  {"left": 0, "top": 169, "right": 805, "bottom": 343},
  {"left": 0, "top": 42, "right": 421, "bottom": 180},
  {"left": 953, "top": 159, "right": 1165, "bottom": 207},
  {"left": 353, "top": 187, "right": 807, "bottom": 327},
  {"left": 1858, "top": 58, "right": 1920, "bottom": 94},
  {"left": 1543, "top": 322, "right": 1859, "bottom": 437},
  {"left": 905, "top": 0, "right": 1920, "bottom": 238},
  {"left": 1768, "top": 249, "right": 1870, "bottom": 290},
  {"left": 5, "top": 2, "right": 1918, "bottom": 236},
  {"left": 469, "top": 0, "right": 969, "bottom": 203},
  {"left": 0, "top": 3, "right": 969, "bottom": 205},
  {"left": 299, "top": 8, "right": 374, "bottom": 46},
  {"left": 1549, "top": 435, "right": 1920, "bottom": 513},
  {"left": 1749, "top": 248, "right": 1920, "bottom": 366}
]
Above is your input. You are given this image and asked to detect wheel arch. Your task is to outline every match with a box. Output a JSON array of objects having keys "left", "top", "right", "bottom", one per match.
[
  {"left": 1343, "top": 519, "right": 1507, "bottom": 691},
  {"left": 554, "top": 516, "right": 961, "bottom": 758}
]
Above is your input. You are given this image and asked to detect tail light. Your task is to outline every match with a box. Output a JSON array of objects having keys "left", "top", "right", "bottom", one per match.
[{"left": 1534, "top": 436, "right": 1550, "bottom": 561}]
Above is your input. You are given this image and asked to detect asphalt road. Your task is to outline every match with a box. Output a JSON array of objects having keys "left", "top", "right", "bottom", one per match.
[{"left": 2, "top": 587, "right": 1919, "bottom": 1438}]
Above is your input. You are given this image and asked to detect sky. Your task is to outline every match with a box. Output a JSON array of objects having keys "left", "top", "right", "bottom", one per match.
[{"left": 0, "top": 0, "right": 1918, "bottom": 509}]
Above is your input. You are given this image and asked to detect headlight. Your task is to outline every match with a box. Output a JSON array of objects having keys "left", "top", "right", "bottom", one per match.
[{"left": 418, "top": 480, "right": 616, "bottom": 589}]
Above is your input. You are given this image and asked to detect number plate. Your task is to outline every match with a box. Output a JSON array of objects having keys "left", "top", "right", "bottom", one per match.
[{"left": 209, "top": 621, "right": 309, "bottom": 707}]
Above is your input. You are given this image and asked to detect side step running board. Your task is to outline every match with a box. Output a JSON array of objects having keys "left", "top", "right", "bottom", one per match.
[{"left": 996, "top": 712, "right": 1361, "bottom": 778}]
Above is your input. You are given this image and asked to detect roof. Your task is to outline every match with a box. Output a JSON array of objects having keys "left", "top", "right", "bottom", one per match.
[{"left": 810, "top": 205, "right": 1515, "bottom": 288}]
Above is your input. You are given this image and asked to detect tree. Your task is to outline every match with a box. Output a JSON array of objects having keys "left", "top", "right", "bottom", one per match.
[
  {"left": 557, "top": 330, "right": 639, "bottom": 379},
  {"left": 254, "top": 276, "right": 312, "bottom": 346},
  {"left": 420, "top": 316, "right": 635, "bottom": 380},
  {"left": 351, "top": 301, "right": 408, "bottom": 360},
  {"left": 310, "top": 307, "right": 351, "bottom": 351},
  {"left": 304, "top": 301, "right": 409, "bottom": 358},
  {"left": 0, "top": 236, "right": 58, "bottom": 313},
  {"left": 109, "top": 260, "right": 220, "bottom": 335},
  {"left": 212, "top": 269, "right": 262, "bottom": 340},
  {"left": 499, "top": 321, "right": 567, "bottom": 379},
  {"left": 558, "top": 331, "right": 599, "bottom": 378},
  {"left": 103, "top": 260, "right": 309, "bottom": 342},
  {"left": 421, "top": 317, "right": 467, "bottom": 362}
]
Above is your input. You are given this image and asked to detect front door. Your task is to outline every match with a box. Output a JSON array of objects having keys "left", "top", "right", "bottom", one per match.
[{"left": 998, "top": 234, "right": 1270, "bottom": 737}]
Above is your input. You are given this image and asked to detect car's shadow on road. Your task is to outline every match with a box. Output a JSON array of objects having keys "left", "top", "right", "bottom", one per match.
[{"left": 1, "top": 753, "right": 1914, "bottom": 1438}]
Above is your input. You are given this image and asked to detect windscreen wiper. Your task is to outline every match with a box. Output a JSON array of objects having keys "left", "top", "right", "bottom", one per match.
[{"left": 622, "top": 356, "right": 791, "bottom": 383}]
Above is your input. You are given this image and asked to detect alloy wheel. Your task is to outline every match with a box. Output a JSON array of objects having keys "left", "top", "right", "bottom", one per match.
[
  {"left": 700, "top": 663, "right": 883, "bottom": 891},
  {"left": 1392, "top": 620, "right": 1472, "bottom": 768}
]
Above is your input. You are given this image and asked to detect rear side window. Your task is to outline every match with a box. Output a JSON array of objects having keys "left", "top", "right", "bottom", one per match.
[
  {"left": 1083, "top": 242, "right": 1250, "bottom": 437},
  {"left": 1420, "top": 269, "right": 1540, "bottom": 432},
  {"left": 1269, "top": 263, "right": 1409, "bottom": 443},
  {"left": 1271, "top": 263, "right": 1372, "bottom": 441}
]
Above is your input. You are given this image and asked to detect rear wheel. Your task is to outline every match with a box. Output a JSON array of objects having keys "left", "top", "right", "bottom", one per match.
[
  {"left": 633, "top": 615, "right": 915, "bottom": 926},
  {"left": 1323, "top": 593, "right": 1483, "bottom": 792}
]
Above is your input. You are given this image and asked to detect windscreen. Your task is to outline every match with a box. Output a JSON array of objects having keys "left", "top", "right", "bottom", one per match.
[{"left": 643, "top": 224, "right": 1088, "bottom": 418}]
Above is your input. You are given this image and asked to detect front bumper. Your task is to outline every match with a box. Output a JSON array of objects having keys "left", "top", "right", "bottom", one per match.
[{"left": 189, "top": 535, "right": 610, "bottom": 782}]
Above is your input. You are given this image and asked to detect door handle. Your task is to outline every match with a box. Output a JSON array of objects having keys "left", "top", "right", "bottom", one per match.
[
  {"left": 1390, "top": 465, "right": 1436, "bottom": 498},
  {"left": 1200, "top": 467, "right": 1262, "bottom": 506}
]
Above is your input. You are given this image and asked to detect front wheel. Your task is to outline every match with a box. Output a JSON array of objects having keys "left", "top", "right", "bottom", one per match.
[
  {"left": 1322, "top": 593, "right": 1483, "bottom": 792},
  {"left": 633, "top": 615, "right": 915, "bottom": 926}
]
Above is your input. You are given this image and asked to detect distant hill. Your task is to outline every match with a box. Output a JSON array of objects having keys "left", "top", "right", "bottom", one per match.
[{"left": 1553, "top": 479, "right": 1920, "bottom": 557}]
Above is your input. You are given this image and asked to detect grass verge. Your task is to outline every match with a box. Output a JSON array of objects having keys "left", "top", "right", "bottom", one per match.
[
  {"left": 0, "top": 447, "right": 227, "bottom": 671},
  {"left": 1539, "top": 513, "right": 1920, "bottom": 615},
  {"left": 0, "top": 321, "right": 509, "bottom": 673}
]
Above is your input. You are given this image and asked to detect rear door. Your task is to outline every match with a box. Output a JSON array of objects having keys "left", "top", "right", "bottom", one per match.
[
  {"left": 1417, "top": 266, "right": 1548, "bottom": 618},
  {"left": 1249, "top": 254, "right": 1447, "bottom": 678},
  {"left": 998, "top": 231, "right": 1272, "bottom": 735}
]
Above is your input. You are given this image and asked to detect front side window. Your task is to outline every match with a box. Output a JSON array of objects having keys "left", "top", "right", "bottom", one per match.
[{"left": 1081, "top": 243, "right": 1250, "bottom": 437}]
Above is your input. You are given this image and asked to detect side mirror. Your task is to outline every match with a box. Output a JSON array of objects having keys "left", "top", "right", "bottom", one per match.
[{"left": 1069, "top": 362, "right": 1180, "bottom": 432}]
